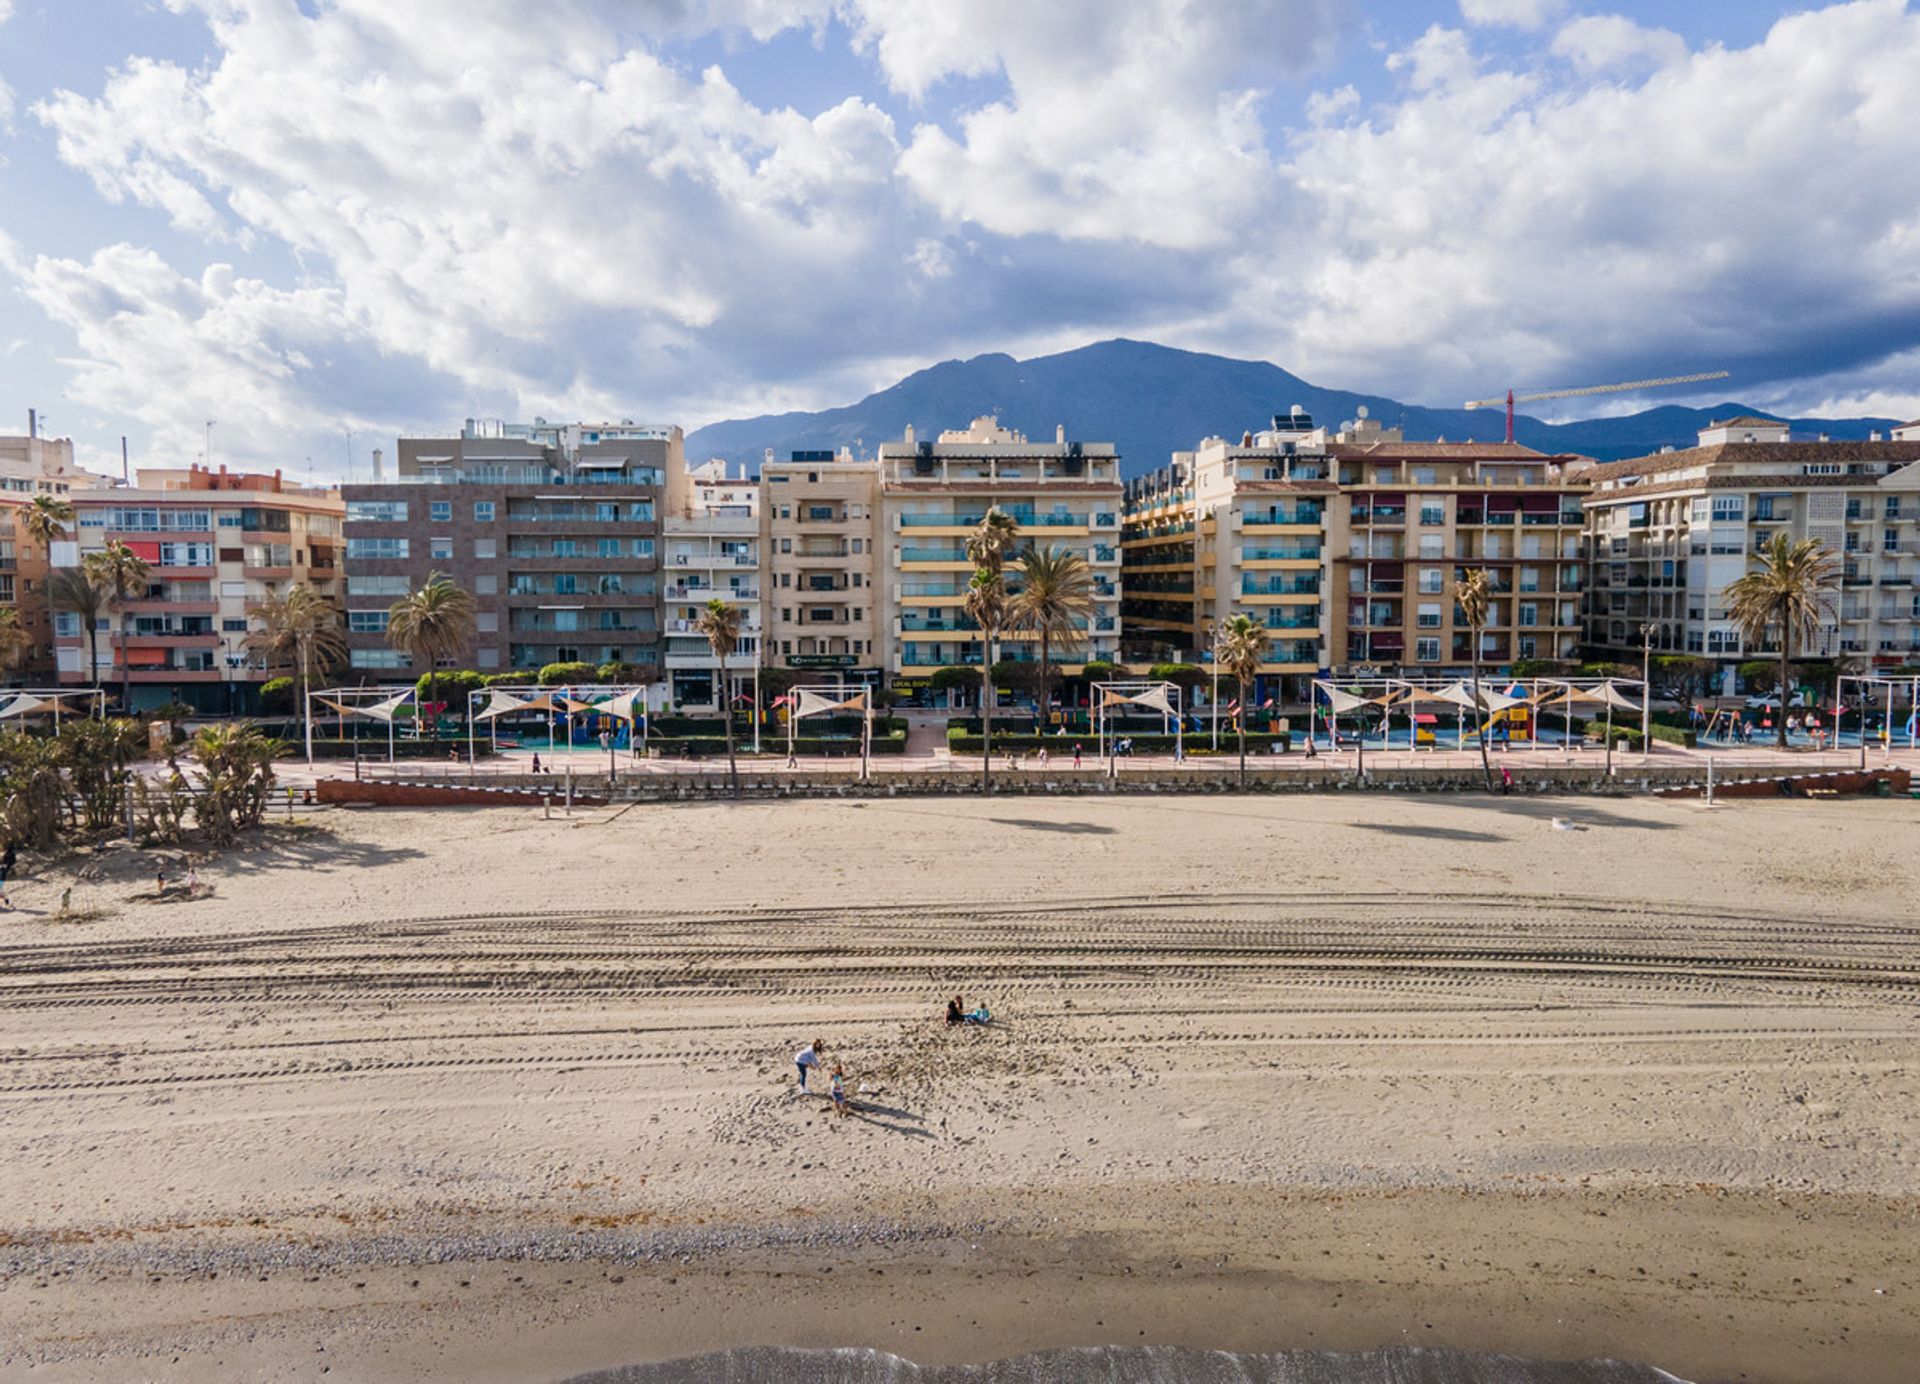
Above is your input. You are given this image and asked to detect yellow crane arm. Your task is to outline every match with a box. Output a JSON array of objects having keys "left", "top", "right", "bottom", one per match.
[{"left": 1465, "top": 370, "right": 1729, "bottom": 410}]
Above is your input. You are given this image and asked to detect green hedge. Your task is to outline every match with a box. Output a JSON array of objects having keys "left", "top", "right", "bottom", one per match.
[
  {"left": 302, "top": 737, "right": 500, "bottom": 760},
  {"left": 646, "top": 730, "right": 907, "bottom": 757},
  {"left": 947, "top": 729, "right": 1293, "bottom": 754}
]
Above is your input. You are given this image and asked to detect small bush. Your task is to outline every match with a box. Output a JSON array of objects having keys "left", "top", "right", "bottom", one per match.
[{"left": 539, "top": 661, "right": 599, "bottom": 686}]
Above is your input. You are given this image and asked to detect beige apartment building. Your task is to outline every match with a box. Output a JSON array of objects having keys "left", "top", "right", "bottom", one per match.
[
  {"left": 1326, "top": 425, "right": 1588, "bottom": 674},
  {"left": 759, "top": 448, "right": 883, "bottom": 695},
  {"left": 877, "top": 417, "right": 1122, "bottom": 697},
  {"left": 662, "top": 461, "right": 762, "bottom": 709},
  {"left": 1584, "top": 418, "right": 1920, "bottom": 681}
]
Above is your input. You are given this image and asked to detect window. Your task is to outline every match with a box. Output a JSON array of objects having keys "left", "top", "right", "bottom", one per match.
[
  {"left": 346, "top": 500, "right": 407, "bottom": 523},
  {"left": 509, "top": 575, "right": 539, "bottom": 595},
  {"left": 1710, "top": 496, "right": 1745, "bottom": 521},
  {"left": 474, "top": 538, "right": 497, "bottom": 560},
  {"left": 348, "top": 574, "right": 409, "bottom": 596},
  {"left": 851, "top": 538, "right": 864, "bottom": 554},
  {"left": 347, "top": 610, "right": 390, "bottom": 632},
  {"left": 1416, "top": 603, "right": 1441, "bottom": 629},
  {"left": 222, "top": 618, "right": 248, "bottom": 633},
  {"left": 552, "top": 540, "right": 579, "bottom": 557},
  {"left": 1417, "top": 568, "right": 1443, "bottom": 594},
  {"left": 1415, "top": 637, "right": 1440, "bottom": 662},
  {"left": 54, "top": 612, "right": 80, "bottom": 637},
  {"left": 780, "top": 538, "right": 792, "bottom": 554},
  {"left": 1418, "top": 535, "right": 1444, "bottom": 558},
  {"left": 474, "top": 501, "right": 495, "bottom": 523},
  {"left": 1519, "top": 602, "right": 1538, "bottom": 627},
  {"left": 554, "top": 574, "right": 578, "bottom": 595},
  {"left": 158, "top": 542, "right": 214, "bottom": 566},
  {"left": 1419, "top": 503, "right": 1445, "bottom": 526},
  {"left": 631, "top": 538, "right": 654, "bottom": 558},
  {"left": 1886, "top": 530, "right": 1900, "bottom": 551},
  {"left": 553, "top": 610, "right": 580, "bottom": 632},
  {"left": 350, "top": 649, "right": 407, "bottom": 669},
  {"left": 1518, "top": 636, "right": 1537, "bottom": 659},
  {"left": 598, "top": 574, "right": 624, "bottom": 594},
  {"left": 476, "top": 612, "right": 499, "bottom": 633},
  {"left": 430, "top": 537, "right": 453, "bottom": 559},
  {"left": 429, "top": 501, "right": 452, "bottom": 523},
  {"left": 477, "top": 647, "right": 500, "bottom": 669},
  {"left": 626, "top": 502, "right": 654, "bottom": 522},
  {"left": 474, "top": 574, "right": 496, "bottom": 595},
  {"left": 598, "top": 538, "right": 621, "bottom": 558},
  {"left": 347, "top": 537, "right": 409, "bottom": 560}
]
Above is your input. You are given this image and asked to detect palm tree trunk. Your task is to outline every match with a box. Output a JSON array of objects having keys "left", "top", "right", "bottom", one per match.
[
  {"left": 428, "top": 667, "right": 439, "bottom": 741},
  {"left": 1777, "top": 625, "right": 1791, "bottom": 750},
  {"left": 1039, "top": 629, "right": 1051, "bottom": 733},
  {"left": 1236, "top": 674, "right": 1248, "bottom": 788},
  {"left": 1471, "top": 640, "right": 1493, "bottom": 790},
  {"left": 724, "top": 679, "right": 739, "bottom": 796},
  {"left": 87, "top": 626, "right": 100, "bottom": 692},
  {"left": 118, "top": 606, "right": 131, "bottom": 714},
  {"left": 979, "top": 635, "right": 993, "bottom": 794}
]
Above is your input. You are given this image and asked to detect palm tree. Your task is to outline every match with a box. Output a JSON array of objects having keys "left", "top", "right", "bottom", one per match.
[
  {"left": 49, "top": 568, "right": 108, "bottom": 689},
  {"left": 694, "top": 597, "right": 745, "bottom": 796},
  {"left": 963, "top": 508, "right": 1020, "bottom": 791},
  {"left": 1455, "top": 567, "right": 1496, "bottom": 790},
  {"left": 246, "top": 584, "right": 347, "bottom": 725},
  {"left": 0, "top": 607, "right": 33, "bottom": 682},
  {"left": 1215, "top": 615, "right": 1270, "bottom": 788},
  {"left": 1725, "top": 534, "right": 1839, "bottom": 748},
  {"left": 82, "top": 540, "right": 151, "bottom": 714},
  {"left": 22, "top": 496, "right": 73, "bottom": 672},
  {"left": 385, "top": 572, "right": 476, "bottom": 739},
  {"left": 1007, "top": 544, "right": 1095, "bottom": 730}
]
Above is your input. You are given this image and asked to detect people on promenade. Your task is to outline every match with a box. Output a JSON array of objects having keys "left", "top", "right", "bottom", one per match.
[
  {"left": 531, "top": 752, "right": 543, "bottom": 774},
  {"left": 1072, "top": 744, "right": 1082, "bottom": 769},
  {"left": 794, "top": 1038, "right": 825, "bottom": 1091}
]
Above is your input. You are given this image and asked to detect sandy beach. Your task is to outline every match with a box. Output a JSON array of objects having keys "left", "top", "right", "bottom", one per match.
[{"left": 2, "top": 791, "right": 1917, "bottom": 1383}]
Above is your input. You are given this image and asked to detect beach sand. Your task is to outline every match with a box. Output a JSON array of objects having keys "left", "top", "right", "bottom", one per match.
[{"left": 1, "top": 791, "right": 1917, "bottom": 1382}]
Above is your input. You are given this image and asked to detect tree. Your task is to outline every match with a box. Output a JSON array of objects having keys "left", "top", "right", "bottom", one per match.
[
  {"left": 1651, "top": 653, "right": 1716, "bottom": 700},
  {"left": 82, "top": 540, "right": 151, "bottom": 714},
  {"left": 1455, "top": 568, "right": 1496, "bottom": 790},
  {"left": 385, "top": 573, "right": 476, "bottom": 739},
  {"left": 537, "top": 661, "right": 598, "bottom": 686},
  {"left": 0, "top": 608, "right": 33, "bottom": 681},
  {"left": 963, "top": 508, "right": 1020, "bottom": 791},
  {"left": 928, "top": 665, "right": 976, "bottom": 701},
  {"left": 49, "top": 568, "right": 107, "bottom": 689},
  {"left": 1007, "top": 544, "right": 1095, "bottom": 728},
  {"left": 694, "top": 597, "right": 745, "bottom": 796},
  {"left": 245, "top": 585, "right": 346, "bottom": 728},
  {"left": 1725, "top": 534, "right": 1839, "bottom": 748},
  {"left": 23, "top": 495, "right": 74, "bottom": 678},
  {"left": 1214, "top": 615, "right": 1270, "bottom": 788},
  {"left": 191, "top": 723, "right": 281, "bottom": 845}
]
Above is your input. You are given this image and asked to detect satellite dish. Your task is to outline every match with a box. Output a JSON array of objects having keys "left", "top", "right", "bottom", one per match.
[{"left": 1357, "top": 405, "right": 1369, "bottom": 420}]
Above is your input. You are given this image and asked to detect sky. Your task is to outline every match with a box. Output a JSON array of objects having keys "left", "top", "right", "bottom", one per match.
[{"left": 0, "top": 0, "right": 1917, "bottom": 479}]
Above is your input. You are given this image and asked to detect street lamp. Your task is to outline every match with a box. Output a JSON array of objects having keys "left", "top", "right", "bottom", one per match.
[{"left": 1639, "top": 621, "right": 1655, "bottom": 759}]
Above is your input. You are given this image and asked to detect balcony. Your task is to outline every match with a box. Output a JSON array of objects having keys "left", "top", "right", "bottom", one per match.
[
  {"left": 901, "top": 547, "right": 969, "bottom": 564},
  {"left": 1242, "top": 546, "right": 1319, "bottom": 562},
  {"left": 1242, "top": 506, "right": 1322, "bottom": 527},
  {"left": 669, "top": 552, "right": 756, "bottom": 568}
]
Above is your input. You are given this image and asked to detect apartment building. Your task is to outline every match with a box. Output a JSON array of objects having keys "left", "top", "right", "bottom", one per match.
[
  {"left": 0, "top": 421, "right": 113, "bottom": 684},
  {"left": 876, "top": 418, "right": 1122, "bottom": 693},
  {"left": 341, "top": 421, "right": 678, "bottom": 681},
  {"left": 1583, "top": 419, "right": 1920, "bottom": 677},
  {"left": 662, "top": 462, "right": 763, "bottom": 709},
  {"left": 1121, "top": 415, "right": 1335, "bottom": 693},
  {"left": 55, "top": 465, "right": 344, "bottom": 713},
  {"left": 1327, "top": 423, "right": 1588, "bottom": 674},
  {"left": 760, "top": 449, "right": 883, "bottom": 695}
]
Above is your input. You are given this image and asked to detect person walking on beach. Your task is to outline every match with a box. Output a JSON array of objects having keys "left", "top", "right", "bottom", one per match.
[
  {"left": 794, "top": 1038, "right": 825, "bottom": 1092},
  {"left": 1499, "top": 764, "right": 1513, "bottom": 795},
  {"left": 0, "top": 841, "right": 16, "bottom": 910},
  {"left": 1072, "top": 743, "right": 1082, "bottom": 769},
  {"left": 531, "top": 752, "right": 543, "bottom": 775}
]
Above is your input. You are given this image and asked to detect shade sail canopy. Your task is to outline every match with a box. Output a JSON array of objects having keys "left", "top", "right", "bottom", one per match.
[
  {"left": 793, "top": 688, "right": 868, "bottom": 719},
  {"left": 317, "top": 688, "right": 415, "bottom": 722},
  {"left": 0, "top": 693, "right": 47, "bottom": 719}
]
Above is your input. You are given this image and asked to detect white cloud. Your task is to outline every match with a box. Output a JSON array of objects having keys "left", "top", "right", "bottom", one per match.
[
  {"left": 1271, "top": 0, "right": 1920, "bottom": 405},
  {"left": 1458, "top": 0, "right": 1567, "bottom": 31},
  {"left": 863, "top": 0, "right": 1347, "bottom": 251},
  {"left": 0, "top": 1, "right": 15, "bottom": 27},
  {"left": 1551, "top": 15, "right": 1687, "bottom": 74}
]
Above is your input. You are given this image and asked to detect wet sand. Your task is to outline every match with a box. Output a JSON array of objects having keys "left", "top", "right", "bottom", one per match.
[{"left": 1, "top": 792, "right": 1917, "bottom": 1381}]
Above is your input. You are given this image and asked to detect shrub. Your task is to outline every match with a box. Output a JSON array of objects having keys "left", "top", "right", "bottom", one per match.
[
  {"left": 539, "top": 661, "right": 599, "bottom": 686},
  {"left": 1147, "top": 663, "right": 1209, "bottom": 689},
  {"left": 416, "top": 669, "right": 487, "bottom": 705},
  {"left": 259, "top": 675, "right": 295, "bottom": 714}
]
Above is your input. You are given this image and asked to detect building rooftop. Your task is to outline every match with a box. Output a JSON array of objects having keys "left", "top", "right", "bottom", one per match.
[{"left": 1583, "top": 439, "right": 1920, "bottom": 484}]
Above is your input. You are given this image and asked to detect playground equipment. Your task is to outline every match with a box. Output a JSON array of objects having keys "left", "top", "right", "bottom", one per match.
[
  {"left": 783, "top": 684, "right": 875, "bottom": 780},
  {"left": 306, "top": 685, "right": 417, "bottom": 764},
  {"left": 1093, "top": 680, "right": 1183, "bottom": 769},
  {"left": 467, "top": 684, "right": 652, "bottom": 764}
]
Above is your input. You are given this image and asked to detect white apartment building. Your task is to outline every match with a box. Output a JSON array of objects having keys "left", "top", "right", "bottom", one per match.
[
  {"left": 662, "top": 462, "right": 761, "bottom": 710},
  {"left": 878, "top": 417, "right": 1122, "bottom": 691},
  {"left": 760, "top": 449, "right": 883, "bottom": 695},
  {"left": 1584, "top": 420, "right": 1920, "bottom": 678}
]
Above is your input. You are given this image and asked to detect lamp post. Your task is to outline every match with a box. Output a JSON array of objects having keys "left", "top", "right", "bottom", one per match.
[{"left": 1640, "top": 621, "right": 1654, "bottom": 760}]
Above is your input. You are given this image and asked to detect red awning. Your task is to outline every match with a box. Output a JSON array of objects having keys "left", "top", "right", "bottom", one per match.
[
  {"left": 124, "top": 541, "right": 163, "bottom": 561},
  {"left": 124, "top": 648, "right": 168, "bottom": 667}
]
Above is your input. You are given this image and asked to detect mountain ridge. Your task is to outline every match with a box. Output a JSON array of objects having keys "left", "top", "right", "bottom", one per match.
[{"left": 685, "top": 339, "right": 1899, "bottom": 474}]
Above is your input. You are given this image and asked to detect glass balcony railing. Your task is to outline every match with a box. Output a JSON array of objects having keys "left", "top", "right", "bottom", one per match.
[
  {"left": 901, "top": 547, "right": 969, "bottom": 562},
  {"left": 1243, "top": 546, "right": 1318, "bottom": 561},
  {"left": 1241, "top": 577, "right": 1321, "bottom": 596},
  {"left": 1244, "top": 507, "right": 1322, "bottom": 526}
]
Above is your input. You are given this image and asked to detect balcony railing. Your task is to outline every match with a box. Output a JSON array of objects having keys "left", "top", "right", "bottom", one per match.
[{"left": 901, "top": 547, "right": 968, "bottom": 563}]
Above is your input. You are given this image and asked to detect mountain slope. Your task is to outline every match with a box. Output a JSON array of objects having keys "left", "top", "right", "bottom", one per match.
[{"left": 686, "top": 339, "right": 1897, "bottom": 473}]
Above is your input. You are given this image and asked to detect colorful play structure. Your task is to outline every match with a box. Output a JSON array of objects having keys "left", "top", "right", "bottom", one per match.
[{"left": 1308, "top": 676, "right": 1647, "bottom": 760}]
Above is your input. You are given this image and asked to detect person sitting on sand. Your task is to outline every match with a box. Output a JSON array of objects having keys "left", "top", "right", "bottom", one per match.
[
  {"left": 963, "top": 1003, "right": 991, "bottom": 1026},
  {"left": 945, "top": 995, "right": 963, "bottom": 1026}
]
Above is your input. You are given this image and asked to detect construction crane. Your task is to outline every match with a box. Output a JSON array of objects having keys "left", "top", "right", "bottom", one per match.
[{"left": 1465, "top": 370, "right": 1731, "bottom": 445}]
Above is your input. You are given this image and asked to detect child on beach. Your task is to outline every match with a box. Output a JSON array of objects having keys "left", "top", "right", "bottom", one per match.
[{"left": 829, "top": 1064, "right": 850, "bottom": 1116}]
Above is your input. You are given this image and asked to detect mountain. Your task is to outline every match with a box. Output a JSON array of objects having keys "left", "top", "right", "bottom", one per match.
[{"left": 685, "top": 339, "right": 1900, "bottom": 474}]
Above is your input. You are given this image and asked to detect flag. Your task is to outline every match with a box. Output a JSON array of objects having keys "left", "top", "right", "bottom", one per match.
[{"left": 772, "top": 694, "right": 796, "bottom": 709}]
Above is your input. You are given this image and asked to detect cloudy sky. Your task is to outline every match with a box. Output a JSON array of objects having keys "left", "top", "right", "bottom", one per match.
[{"left": 1, "top": 0, "right": 1917, "bottom": 477}]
